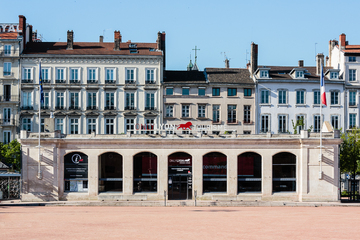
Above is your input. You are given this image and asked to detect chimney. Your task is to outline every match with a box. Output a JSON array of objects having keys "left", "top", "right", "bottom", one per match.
[
  {"left": 250, "top": 42, "right": 258, "bottom": 74},
  {"left": 339, "top": 33, "right": 346, "bottom": 50},
  {"left": 29, "top": 25, "right": 33, "bottom": 43},
  {"left": 114, "top": 31, "right": 121, "bottom": 50},
  {"left": 67, "top": 30, "right": 74, "bottom": 50},
  {"left": 99, "top": 36, "right": 103, "bottom": 43},
  {"left": 18, "top": 15, "right": 26, "bottom": 51},
  {"left": 325, "top": 56, "right": 329, "bottom": 66},
  {"left": 298, "top": 60, "right": 304, "bottom": 67},
  {"left": 316, "top": 53, "right": 324, "bottom": 75},
  {"left": 225, "top": 59, "right": 230, "bottom": 68},
  {"left": 157, "top": 31, "right": 166, "bottom": 69}
]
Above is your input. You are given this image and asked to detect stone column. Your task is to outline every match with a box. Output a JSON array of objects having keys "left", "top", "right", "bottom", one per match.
[
  {"left": 122, "top": 153, "right": 133, "bottom": 195},
  {"left": 88, "top": 153, "right": 98, "bottom": 198},
  {"left": 158, "top": 153, "right": 168, "bottom": 200},
  {"left": 299, "top": 146, "right": 308, "bottom": 201},
  {"left": 262, "top": 153, "right": 272, "bottom": 198},
  {"left": 192, "top": 153, "right": 203, "bottom": 199},
  {"left": 227, "top": 152, "right": 238, "bottom": 196}
]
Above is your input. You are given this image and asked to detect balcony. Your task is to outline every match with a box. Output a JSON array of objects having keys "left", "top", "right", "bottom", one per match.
[
  {"left": 243, "top": 120, "right": 253, "bottom": 124},
  {"left": 105, "top": 79, "right": 116, "bottom": 84},
  {"left": 21, "top": 79, "right": 33, "bottom": 83},
  {"left": 125, "top": 80, "right": 135, "bottom": 84},
  {"left": 41, "top": 106, "right": 49, "bottom": 110},
  {"left": 0, "top": 119, "right": 16, "bottom": 126},
  {"left": 21, "top": 106, "right": 34, "bottom": 110},
  {"left": 55, "top": 106, "right": 65, "bottom": 110},
  {"left": 87, "top": 79, "right": 98, "bottom": 84},
  {"left": 227, "top": 120, "right": 238, "bottom": 124},
  {"left": 125, "top": 106, "right": 135, "bottom": 110},
  {"left": 70, "top": 80, "right": 80, "bottom": 84},
  {"left": 145, "top": 106, "right": 156, "bottom": 111},
  {"left": 104, "top": 106, "right": 115, "bottom": 110},
  {"left": 55, "top": 79, "right": 66, "bottom": 84},
  {"left": 42, "top": 79, "right": 51, "bottom": 83},
  {"left": 87, "top": 106, "right": 98, "bottom": 110},
  {"left": 3, "top": 72, "right": 12, "bottom": 76},
  {"left": 145, "top": 80, "right": 155, "bottom": 84},
  {"left": 0, "top": 95, "right": 19, "bottom": 102},
  {"left": 69, "top": 106, "right": 80, "bottom": 110}
]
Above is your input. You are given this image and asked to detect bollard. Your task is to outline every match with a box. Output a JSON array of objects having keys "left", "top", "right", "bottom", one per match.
[
  {"left": 194, "top": 190, "right": 197, "bottom": 206},
  {"left": 164, "top": 190, "right": 166, "bottom": 207}
]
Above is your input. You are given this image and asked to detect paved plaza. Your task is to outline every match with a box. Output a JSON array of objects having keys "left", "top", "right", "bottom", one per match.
[{"left": 1, "top": 206, "right": 360, "bottom": 239}]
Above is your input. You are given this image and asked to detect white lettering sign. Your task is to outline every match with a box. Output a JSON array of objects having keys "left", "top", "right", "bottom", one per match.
[{"left": 0, "top": 24, "right": 22, "bottom": 33}]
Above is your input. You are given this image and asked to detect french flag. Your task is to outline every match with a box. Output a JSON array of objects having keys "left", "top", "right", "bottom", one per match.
[{"left": 320, "top": 65, "right": 327, "bottom": 106}]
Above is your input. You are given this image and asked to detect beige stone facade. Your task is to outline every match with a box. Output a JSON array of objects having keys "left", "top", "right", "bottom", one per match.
[{"left": 20, "top": 130, "right": 341, "bottom": 202}]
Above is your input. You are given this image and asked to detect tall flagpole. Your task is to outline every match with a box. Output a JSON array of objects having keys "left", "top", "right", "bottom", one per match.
[
  {"left": 319, "top": 59, "right": 324, "bottom": 180},
  {"left": 37, "top": 59, "right": 42, "bottom": 179}
]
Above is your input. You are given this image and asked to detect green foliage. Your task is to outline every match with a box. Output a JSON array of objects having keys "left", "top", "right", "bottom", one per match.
[
  {"left": 0, "top": 140, "right": 21, "bottom": 172},
  {"left": 340, "top": 128, "right": 360, "bottom": 175},
  {"left": 291, "top": 118, "right": 313, "bottom": 134}
]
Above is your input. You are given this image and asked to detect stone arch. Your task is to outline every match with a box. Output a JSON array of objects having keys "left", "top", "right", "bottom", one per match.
[
  {"left": 133, "top": 152, "right": 157, "bottom": 193},
  {"left": 238, "top": 152, "right": 262, "bottom": 193},
  {"left": 203, "top": 152, "right": 227, "bottom": 193},
  {"left": 272, "top": 152, "right": 296, "bottom": 192},
  {"left": 98, "top": 152, "right": 123, "bottom": 192}
]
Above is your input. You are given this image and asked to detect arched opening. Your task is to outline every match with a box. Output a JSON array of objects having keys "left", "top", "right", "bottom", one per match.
[
  {"left": 99, "top": 152, "right": 123, "bottom": 192},
  {"left": 203, "top": 152, "right": 226, "bottom": 193},
  {"left": 64, "top": 152, "right": 88, "bottom": 192},
  {"left": 273, "top": 152, "right": 296, "bottom": 192},
  {"left": 238, "top": 152, "right": 261, "bottom": 193},
  {"left": 168, "top": 152, "right": 192, "bottom": 200},
  {"left": 133, "top": 152, "right": 157, "bottom": 193}
]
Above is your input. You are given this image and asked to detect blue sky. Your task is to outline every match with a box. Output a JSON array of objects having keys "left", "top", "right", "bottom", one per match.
[{"left": 2, "top": 0, "right": 359, "bottom": 70}]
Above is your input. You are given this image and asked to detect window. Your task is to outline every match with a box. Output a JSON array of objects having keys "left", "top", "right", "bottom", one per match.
[
  {"left": 243, "top": 105, "right": 251, "bottom": 123},
  {"left": 56, "top": 92, "right": 64, "bottom": 109},
  {"left": 70, "top": 68, "right": 79, "bottom": 82},
  {"left": 278, "top": 90, "right": 287, "bottom": 104},
  {"left": 3, "top": 62, "right": 11, "bottom": 76},
  {"left": 244, "top": 88, "right": 252, "bottom": 97},
  {"left": 41, "top": 68, "right": 49, "bottom": 81},
  {"left": 349, "top": 91, "right": 356, "bottom": 106},
  {"left": 133, "top": 152, "right": 157, "bottom": 193},
  {"left": 166, "top": 88, "right": 173, "bottom": 95},
  {"left": 227, "top": 105, "right": 236, "bottom": 123},
  {"left": 55, "top": 118, "right": 64, "bottom": 133},
  {"left": 238, "top": 152, "right": 261, "bottom": 192},
  {"left": 3, "top": 85, "right": 10, "bottom": 101},
  {"left": 144, "top": 119, "right": 154, "bottom": 134},
  {"left": 126, "top": 118, "right": 135, "bottom": 134},
  {"left": 42, "top": 92, "right": 49, "bottom": 109},
  {"left": 87, "top": 92, "right": 97, "bottom": 110},
  {"left": 313, "top": 90, "right": 320, "bottom": 104},
  {"left": 260, "top": 70, "right": 268, "bottom": 78},
  {"left": 22, "top": 92, "right": 32, "bottom": 108},
  {"left": 87, "top": 68, "right": 97, "bottom": 82},
  {"left": 349, "top": 113, "right": 356, "bottom": 129},
  {"left": 105, "top": 68, "right": 114, "bottom": 82},
  {"left": 182, "top": 105, "right": 190, "bottom": 118},
  {"left": 227, "top": 88, "right": 237, "bottom": 96},
  {"left": 278, "top": 115, "right": 287, "bottom": 133},
  {"left": 295, "top": 71, "right": 304, "bottom": 78},
  {"left": 22, "top": 118, "right": 32, "bottom": 131},
  {"left": 4, "top": 45, "right": 11, "bottom": 55},
  {"left": 330, "top": 72, "right": 338, "bottom": 79},
  {"left": 70, "top": 119, "right": 79, "bottom": 134},
  {"left": 145, "top": 92, "right": 155, "bottom": 110},
  {"left": 56, "top": 68, "right": 65, "bottom": 82},
  {"left": 314, "top": 115, "right": 321, "bottom": 132},
  {"left": 331, "top": 91, "right": 339, "bottom": 105},
  {"left": 261, "top": 115, "right": 269, "bottom": 133},
  {"left": 126, "top": 68, "right": 135, "bottom": 83},
  {"left": 349, "top": 56, "right": 356, "bottom": 62},
  {"left": 212, "top": 87, "right": 220, "bottom": 96},
  {"left": 3, "top": 108, "right": 11, "bottom": 124},
  {"left": 70, "top": 92, "right": 79, "bottom": 109},
  {"left": 146, "top": 69, "right": 155, "bottom": 83},
  {"left": 198, "top": 88, "right": 205, "bottom": 96},
  {"left": 165, "top": 105, "right": 173, "bottom": 118},
  {"left": 349, "top": 69, "right": 356, "bottom": 81},
  {"left": 87, "top": 118, "right": 96, "bottom": 134},
  {"left": 296, "top": 90, "right": 305, "bottom": 104},
  {"left": 182, "top": 88, "right": 189, "bottom": 96},
  {"left": 212, "top": 105, "right": 220, "bottom": 123},
  {"left": 331, "top": 115, "right": 339, "bottom": 130},
  {"left": 261, "top": 90, "right": 269, "bottom": 104},
  {"left": 105, "top": 118, "right": 114, "bottom": 134},
  {"left": 198, "top": 105, "right": 206, "bottom": 118},
  {"left": 203, "top": 152, "right": 227, "bottom": 193},
  {"left": 105, "top": 92, "right": 115, "bottom": 110},
  {"left": 125, "top": 92, "right": 135, "bottom": 110},
  {"left": 23, "top": 68, "right": 32, "bottom": 82},
  {"left": 3, "top": 131, "right": 11, "bottom": 144},
  {"left": 273, "top": 152, "right": 296, "bottom": 192}
]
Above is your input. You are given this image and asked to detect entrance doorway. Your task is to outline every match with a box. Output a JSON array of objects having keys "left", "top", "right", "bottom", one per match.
[{"left": 168, "top": 152, "right": 192, "bottom": 200}]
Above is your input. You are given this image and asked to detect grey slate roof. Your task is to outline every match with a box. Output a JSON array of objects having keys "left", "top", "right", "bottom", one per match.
[
  {"left": 164, "top": 70, "right": 206, "bottom": 83},
  {"left": 205, "top": 68, "right": 254, "bottom": 85},
  {"left": 262, "top": 66, "right": 333, "bottom": 81}
]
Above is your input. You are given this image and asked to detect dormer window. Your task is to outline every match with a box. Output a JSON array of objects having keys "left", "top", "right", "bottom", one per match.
[
  {"left": 129, "top": 44, "right": 137, "bottom": 54},
  {"left": 295, "top": 71, "right": 304, "bottom": 78},
  {"left": 349, "top": 56, "right": 356, "bottom": 62},
  {"left": 330, "top": 72, "right": 339, "bottom": 79},
  {"left": 260, "top": 70, "right": 269, "bottom": 78}
]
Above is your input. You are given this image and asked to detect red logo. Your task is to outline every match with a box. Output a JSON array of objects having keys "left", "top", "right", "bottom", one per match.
[{"left": 177, "top": 122, "right": 192, "bottom": 130}]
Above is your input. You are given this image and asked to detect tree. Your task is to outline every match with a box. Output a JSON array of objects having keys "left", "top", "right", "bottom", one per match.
[
  {"left": 340, "top": 128, "right": 360, "bottom": 177},
  {"left": 0, "top": 139, "right": 21, "bottom": 172}
]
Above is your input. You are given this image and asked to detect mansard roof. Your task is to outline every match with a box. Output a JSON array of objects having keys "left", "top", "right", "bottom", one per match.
[
  {"left": 23, "top": 42, "right": 162, "bottom": 56},
  {"left": 205, "top": 68, "right": 254, "bottom": 85},
  {"left": 343, "top": 45, "right": 360, "bottom": 54},
  {"left": 164, "top": 70, "right": 206, "bottom": 83},
  {"left": 260, "top": 66, "right": 333, "bottom": 81}
]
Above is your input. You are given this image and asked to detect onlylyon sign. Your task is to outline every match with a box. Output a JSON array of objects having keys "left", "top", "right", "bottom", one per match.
[{"left": 134, "top": 121, "right": 229, "bottom": 132}]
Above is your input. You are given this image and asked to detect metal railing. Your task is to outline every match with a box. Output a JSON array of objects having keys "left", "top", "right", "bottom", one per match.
[
  {"left": 0, "top": 95, "right": 19, "bottom": 102},
  {"left": 87, "top": 79, "right": 98, "bottom": 84},
  {"left": 104, "top": 106, "right": 115, "bottom": 110},
  {"left": 105, "top": 80, "right": 116, "bottom": 84},
  {"left": 55, "top": 79, "right": 66, "bottom": 83},
  {"left": 21, "top": 79, "right": 33, "bottom": 83},
  {"left": 87, "top": 106, "right": 98, "bottom": 110},
  {"left": 21, "top": 106, "right": 34, "bottom": 110},
  {"left": 125, "top": 80, "right": 135, "bottom": 84},
  {"left": 0, "top": 119, "right": 17, "bottom": 125},
  {"left": 125, "top": 106, "right": 135, "bottom": 110}
]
